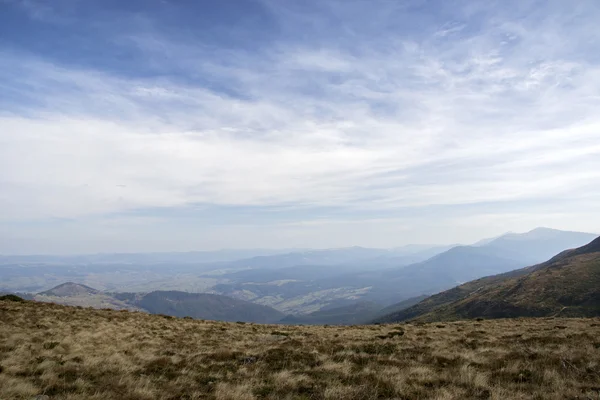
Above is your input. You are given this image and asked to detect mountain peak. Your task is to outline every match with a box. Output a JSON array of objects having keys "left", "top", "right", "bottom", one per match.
[
  {"left": 39, "top": 282, "right": 99, "bottom": 297},
  {"left": 377, "top": 235, "right": 600, "bottom": 323},
  {"left": 529, "top": 227, "right": 558, "bottom": 232}
]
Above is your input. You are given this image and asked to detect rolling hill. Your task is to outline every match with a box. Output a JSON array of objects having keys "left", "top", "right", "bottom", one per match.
[
  {"left": 35, "top": 283, "right": 138, "bottom": 310},
  {"left": 34, "top": 283, "right": 284, "bottom": 323},
  {"left": 376, "top": 236, "right": 600, "bottom": 323},
  {"left": 39, "top": 282, "right": 99, "bottom": 297},
  {"left": 210, "top": 228, "right": 597, "bottom": 313},
  {"left": 128, "top": 290, "right": 284, "bottom": 323}
]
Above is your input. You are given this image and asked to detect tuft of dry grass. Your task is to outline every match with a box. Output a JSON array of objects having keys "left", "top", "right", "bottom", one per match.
[{"left": 1, "top": 300, "right": 600, "bottom": 399}]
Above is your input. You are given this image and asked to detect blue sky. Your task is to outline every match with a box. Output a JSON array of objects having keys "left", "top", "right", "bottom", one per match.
[{"left": 1, "top": 0, "right": 599, "bottom": 253}]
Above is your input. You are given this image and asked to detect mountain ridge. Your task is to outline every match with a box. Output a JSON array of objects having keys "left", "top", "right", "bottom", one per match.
[
  {"left": 39, "top": 282, "right": 99, "bottom": 297},
  {"left": 375, "top": 236, "right": 600, "bottom": 323}
]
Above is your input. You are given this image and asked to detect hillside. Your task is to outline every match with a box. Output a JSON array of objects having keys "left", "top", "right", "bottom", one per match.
[
  {"left": 380, "top": 245, "right": 524, "bottom": 286},
  {"left": 35, "top": 283, "right": 137, "bottom": 311},
  {"left": 34, "top": 283, "right": 284, "bottom": 323},
  {"left": 39, "top": 282, "right": 99, "bottom": 297},
  {"left": 131, "top": 290, "right": 284, "bottom": 323},
  {"left": 1, "top": 299, "right": 599, "bottom": 399},
  {"left": 377, "top": 236, "right": 600, "bottom": 323},
  {"left": 375, "top": 294, "right": 429, "bottom": 317}
]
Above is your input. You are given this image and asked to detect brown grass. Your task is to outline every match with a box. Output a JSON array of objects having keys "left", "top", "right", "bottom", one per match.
[{"left": 1, "top": 300, "right": 599, "bottom": 399}]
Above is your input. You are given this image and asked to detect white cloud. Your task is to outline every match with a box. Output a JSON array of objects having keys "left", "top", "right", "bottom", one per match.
[{"left": 1, "top": 0, "right": 599, "bottom": 251}]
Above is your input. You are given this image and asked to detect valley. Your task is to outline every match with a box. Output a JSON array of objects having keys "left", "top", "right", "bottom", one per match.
[{"left": 2, "top": 228, "right": 596, "bottom": 323}]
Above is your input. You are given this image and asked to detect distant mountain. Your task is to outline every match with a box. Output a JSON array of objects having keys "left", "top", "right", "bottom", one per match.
[
  {"left": 226, "top": 247, "right": 396, "bottom": 270},
  {"left": 33, "top": 283, "right": 284, "bottom": 323},
  {"left": 0, "top": 245, "right": 449, "bottom": 295},
  {"left": 349, "top": 245, "right": 458, "bottom": 269},
  {"left": 35, "top": 283, "right": 138, "bottom": 310},
  {"left": 2, "top": 229, "right": 595, "bottom": 317},
  {"left": 380, "top": 245, "right": 524, "bottom": 286},
  {"left": 39, "top": 282, "right": 99, "bottom": 297},
  {"left": 280, "top": 301, "right": 383, "bottom": 325},
  {"left": 481, "top": 227, "right": 598, "bottom": 265},
  {"left": 211, "top": 229, "right": 597, "bottom": 314},
  {"left": 471, "top": 233, "right": 512, "bottom": 246},
  {"left": 129, "top": 291, "right": 284, "bottom": 323},
  {"left": 0, "top": 249, "right": 297, "bottom": 266},
  {"left": 371, "top": 228, "right": 598, "bottom": 297},
  {"left": 375, "top": 236, "right": 600, "bottom": 323}
]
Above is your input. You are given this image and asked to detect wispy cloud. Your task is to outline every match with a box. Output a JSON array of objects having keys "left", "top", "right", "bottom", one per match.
[{"left": 1, "top": 0, "right": 599, "bottom": 252}]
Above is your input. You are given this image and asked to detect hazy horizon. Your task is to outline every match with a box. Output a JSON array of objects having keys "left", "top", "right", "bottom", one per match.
[
  {"left": 0, "top": 227, "right": 597, "bottom": 256},
  {"left": 1, "top": 0, "right": 599, "bottom": 254}
]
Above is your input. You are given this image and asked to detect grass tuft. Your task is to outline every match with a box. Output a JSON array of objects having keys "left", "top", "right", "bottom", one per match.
[{"left": 0, "top": 301, "right": 599, "bottom": 399}]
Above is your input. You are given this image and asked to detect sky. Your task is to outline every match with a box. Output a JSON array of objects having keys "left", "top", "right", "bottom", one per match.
[{"left": 1, "top": 0, "right": 599, "bottom": 254}]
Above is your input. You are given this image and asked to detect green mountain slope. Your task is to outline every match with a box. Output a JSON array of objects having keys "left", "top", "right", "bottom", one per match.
[{"left": 376, "top": 236, "right": 600, "bottom": 323}]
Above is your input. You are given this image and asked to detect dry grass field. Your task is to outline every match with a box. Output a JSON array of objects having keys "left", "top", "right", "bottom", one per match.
[{"left": 1, "top": 299, "right": 599, "bottom": 400}]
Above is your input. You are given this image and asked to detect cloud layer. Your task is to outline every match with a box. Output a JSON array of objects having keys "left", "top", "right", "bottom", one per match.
[{"left": 1, "top": 0, "right": 599, "bottom": 252}]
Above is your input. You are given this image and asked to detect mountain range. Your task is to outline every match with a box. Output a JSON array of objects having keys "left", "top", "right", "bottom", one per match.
[
  {"left": 34, "top": 282, "right": 284, "bottom": 323},
  {"left": 213, "top": 228, "right": 596, "bottom": 312},
  {"left": 375, "top": 235, "right": 600, "bottom": 323},
  {"left": 2, "top": 227, "right": 597, "bottom": 324}
]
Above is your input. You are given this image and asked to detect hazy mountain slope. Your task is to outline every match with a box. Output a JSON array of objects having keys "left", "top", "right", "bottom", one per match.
[
  {"left": 368, "top": 228, "right": 598, "bottom": 306},
  {"left": 223, "top": 263, "right": 377, "bottom": 283},
  {"left": 373, "top": 271, "right": 526, "bottom": 323},
  {"left": 337, "top": 245, "right": 457, "bottom": 269},
  {"left": 212, "top": 229, "right": 596, "bottom": 314},
  {"left": 381, "top": 246, "right": 524, "bottom": 283},
  {"left": 377, "top": 236, "right": 600, "bottom": 323},
  {"left": 34, "top": 283, "right": 140, "bottom": 310},
  {"left": 279, "top": 301, "right": 383, "bottom": 325},
  {"left": 226, "top": 247, "right": 397, "bottom": 270},
  {"left": 0, "top": 249, "right": 296, "bottom": 266},
  {"left": 481, "top": 227, "right": 597, "bottom": 264},
  {"left": 32, "top": 283, "right": 284, "bottom": 323},
  {"left": 133, "top": 291, "right": 284, "bottom": 323},
  {"left": 39, "top": 282, "right": 99, "bottom": 297},
  {"left": 3, "top": 229, "right": 595, "bottom": 317}
]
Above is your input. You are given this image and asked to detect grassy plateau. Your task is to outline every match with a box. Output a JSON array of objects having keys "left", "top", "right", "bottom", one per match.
[{"left": 1, "top": 299, "right": 599, "bottom": 400}]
